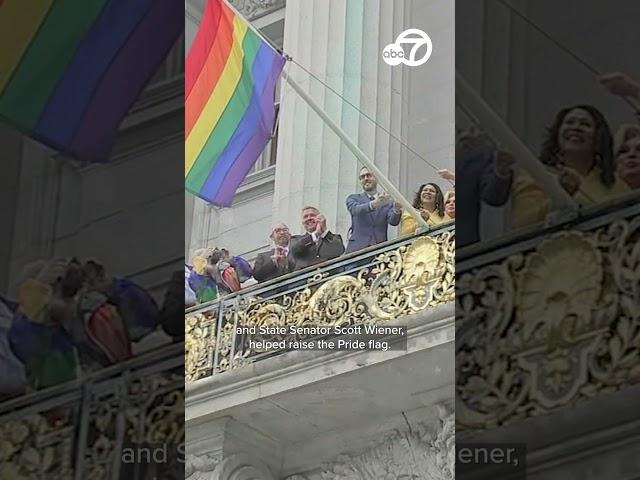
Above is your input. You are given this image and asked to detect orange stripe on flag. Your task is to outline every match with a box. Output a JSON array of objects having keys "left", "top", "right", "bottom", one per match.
[
  {"left": 185, "top": 0, "right": 222, "bottom": 99},
  {"left": 184, "top": 16, "right": 248, "bottom": 176},
  {"left": 0, "top": 0, "right": 54, "bottom": 93},
  {"left": 185, "top": 2, "right": 235, "bottom": 137}
]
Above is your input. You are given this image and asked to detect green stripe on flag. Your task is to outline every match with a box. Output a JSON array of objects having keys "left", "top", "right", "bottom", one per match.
[{"left": 0, "top": 0, "right": 108, "bottom": 130}]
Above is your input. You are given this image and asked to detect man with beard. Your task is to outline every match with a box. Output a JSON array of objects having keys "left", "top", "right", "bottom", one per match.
[
  {"left": 345, "top": 166, "right": 402, "bottom": 253},
  {"left": 290, "top": 207, "right": 344, "bottom": 270}
]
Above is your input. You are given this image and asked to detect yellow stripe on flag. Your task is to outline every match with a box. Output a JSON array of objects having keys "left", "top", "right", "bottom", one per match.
[
  {"left": 0, "top": 0, "right": 54, "bottom": 93},
  {"left": 185, "top": 15, "right": 248, "bottom": 177}
]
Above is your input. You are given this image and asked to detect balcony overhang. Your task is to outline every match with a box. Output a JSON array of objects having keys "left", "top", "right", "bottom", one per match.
[{"left": 186, "top": 304, "right": 454, "bottom": 475}]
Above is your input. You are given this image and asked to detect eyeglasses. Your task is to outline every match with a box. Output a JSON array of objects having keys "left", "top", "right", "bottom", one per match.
[{"left": 359, "top": 173, "right": 374, "bottom": 180}]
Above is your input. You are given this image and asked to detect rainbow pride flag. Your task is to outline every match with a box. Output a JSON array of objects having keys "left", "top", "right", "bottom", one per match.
[
  {"left": 186, "top": 0, "right": 285, "bottom": 206},
  {"left": 0, "top": 0, "right": 182, "bottom": 162}
]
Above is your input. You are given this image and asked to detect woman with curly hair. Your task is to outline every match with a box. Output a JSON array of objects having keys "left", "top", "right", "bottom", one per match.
[
  {"left": 400, "top": 182, "right": 452, "bottom": 235},
  {"left": 511, "top": 105, "right": 629, "bottom": 228}
]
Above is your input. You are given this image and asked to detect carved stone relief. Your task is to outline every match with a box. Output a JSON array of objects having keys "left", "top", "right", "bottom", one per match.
[
  {"left": 287, "top": 408, "right": 454, "bottom": 480},
  {"left": 457, "top": 217, "right": 640, "bottom": 430}
]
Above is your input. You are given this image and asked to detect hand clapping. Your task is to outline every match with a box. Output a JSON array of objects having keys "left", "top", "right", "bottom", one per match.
[
  {"left": 271, "top": 246, "right": 287, "bottom": 265},
  {"left": 556, "top": 167, "right": 581, "bottom": 196},
  {"left": 371, "top": 192, "right": 389, "bottom": 209},
  {"left": 314, "top": 214, "right": 327, "bottom": 235}
]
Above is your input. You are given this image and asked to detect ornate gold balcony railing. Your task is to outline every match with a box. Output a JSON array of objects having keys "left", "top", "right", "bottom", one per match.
[
  {"left": 185, "top": 225, "right": 456, "bottom": 383},
  {"left": 456, "top": 192, "right": 640, "bottom": 432},
  {"left": 0, "top": 343, "right": 184, "bottom": 480}
]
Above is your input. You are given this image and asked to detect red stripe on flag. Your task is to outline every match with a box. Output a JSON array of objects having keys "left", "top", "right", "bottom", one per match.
[
  {"left": 185, "top": 0, "right": 222, "bottom": 99},
  {"left": 185, "top": 0, "right": 235, "bottom": 137}
]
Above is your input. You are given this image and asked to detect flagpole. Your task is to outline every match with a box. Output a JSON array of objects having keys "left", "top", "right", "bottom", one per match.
[
  {"left": 220, "top": 0, "right": 427, "bottom": 228},
  {"left": 281, "top": 68, "right": 429, "bottom": 229},
  {"left": 456, "top": 71, "right": 577, "bottom": 212}
]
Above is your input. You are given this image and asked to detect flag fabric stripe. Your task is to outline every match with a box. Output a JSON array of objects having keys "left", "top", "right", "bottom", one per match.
[
  {"left": 0, "top": 0, "right": 108, "bottom": 130},
  {"left": 0, "top": 0, "right": 182, "bottom": 162},
  {"left": 185, "top": 15, "right": 250, "bottom": 176},
  {"left": 198, "top": 44, "right": 279, "bottom": 199},
  {"left": 69, "top": 0, "right": 183, "bottom": 162},
  {"left": 34, "top": 0, "right": 155, "bottom": 147},
  {"left": 186, "top": 30, "right": 261, "bottom": 191},
  {"left": 186, "top": 0, "right": 285, "bottom": 206},
  {"left": 0, "top": 0, "right": 54, "bottom": 93},
  {"left": 185, "top": 0, "right": 223, "bottom": 99},
  {"left": 185, "top": 3, "right": 235, "bottom": 137},
  {"left": 210, "top": 56, "right": 282, "bottom": 204}
]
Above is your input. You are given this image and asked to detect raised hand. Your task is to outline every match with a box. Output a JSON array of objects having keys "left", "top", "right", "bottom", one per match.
[
  {"left": 494, "top": 150, "right": 515, "bottom": 177},
  {"left": 456, "top": 126, "right": 494, "bottom": 154},
  {"left": 599, "top": 72, "right": 640, "bottom": 99},
  {"left": 437, "top": 169, "right": 455, "bottom": 182},
  {"left": 271, "top": 246, "right": 287, "bottom": 266},
  {"left": 315, "top": 214, "right": 327, "bottom": 235},
  {"left": 371, "top": 192, "right": 389, "bottom": 209},
  {"left": 557, "top": 167, "right": 581, "bottom": 196}
]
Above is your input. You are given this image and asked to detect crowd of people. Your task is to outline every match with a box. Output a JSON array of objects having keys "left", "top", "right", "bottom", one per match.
[
  {"left": 188, "top": 72, "right": 640, "bottom": 302},
  {"left": 0, "top": 259, "right": 183, "bottom": 399},
  {"left": 186, "top": 166, "right": 456, "bottom": 306}
]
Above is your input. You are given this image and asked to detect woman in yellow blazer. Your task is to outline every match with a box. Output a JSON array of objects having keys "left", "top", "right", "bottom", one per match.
[
  {"left": 511, "top": 105, "right": 629, "bottom": 229},
  {"left": 400, "top": 182, "right": 452, "bottom": 235}
]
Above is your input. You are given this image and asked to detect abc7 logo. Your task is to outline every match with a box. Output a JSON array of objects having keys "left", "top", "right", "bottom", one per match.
[{"left": 382, "top": 28, "right": 433, "bottom": 67}]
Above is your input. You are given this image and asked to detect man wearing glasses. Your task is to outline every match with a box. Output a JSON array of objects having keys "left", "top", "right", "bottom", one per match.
[
  {"left": 252, "top": 223, "right": 296, "bottom": 282},
  {"left": 345, "top": 167, "right": 402, "bottom": 254}
]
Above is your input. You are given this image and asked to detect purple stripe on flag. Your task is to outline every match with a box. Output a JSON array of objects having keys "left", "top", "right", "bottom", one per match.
[
  {"left": 35, "top": 0, "right": 154, "bottom": 149},
  {"left": 69, "top": 0, "right": 182, "bottom": 162},
  {"left": 199, "top": 42, "right": 277, "bottom": 201},
  {"left": 212, "top": 57, "right": 283, "bottom": 206}
]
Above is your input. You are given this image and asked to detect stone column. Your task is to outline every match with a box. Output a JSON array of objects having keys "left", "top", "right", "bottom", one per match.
[
  {"left": 0, "top": 126, "right": 23, "bottom": 293},
  {"left": 6, "top": 138, "right": 63, "bottom": 295},
  {"left": 272, "top": 0, "right": 409, "bottom": 239},
  {"left": 185, "top": 416, "right": 283, "bottom": 480}
]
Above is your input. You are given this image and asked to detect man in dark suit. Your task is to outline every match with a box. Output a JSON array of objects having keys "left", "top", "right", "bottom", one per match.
[
  {"left": 454, "top": 127, "right": 514, "bottom": 247},
  {"left": 252, "top": 223, "right": 296, "bottom": 282},
  {"left": 345, "top": 167, "right": 402, "bottom": 253},
  {"left": 290, "top": 207, "right": 345, "bottom": 270}
]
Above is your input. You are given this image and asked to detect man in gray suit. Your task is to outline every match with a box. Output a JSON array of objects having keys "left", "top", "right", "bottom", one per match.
[{"left": 345, "top": 167, "right": 402, "bottom": 253}]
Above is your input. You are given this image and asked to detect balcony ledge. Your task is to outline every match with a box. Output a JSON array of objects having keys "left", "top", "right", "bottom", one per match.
[{"left": 186, "top": 302, "right": 454, "bottom": 421}]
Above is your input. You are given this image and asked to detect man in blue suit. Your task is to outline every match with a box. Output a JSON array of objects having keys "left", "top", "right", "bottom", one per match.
[{"left": 345, "top": 167, "right": 402, "bottom": 253}]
